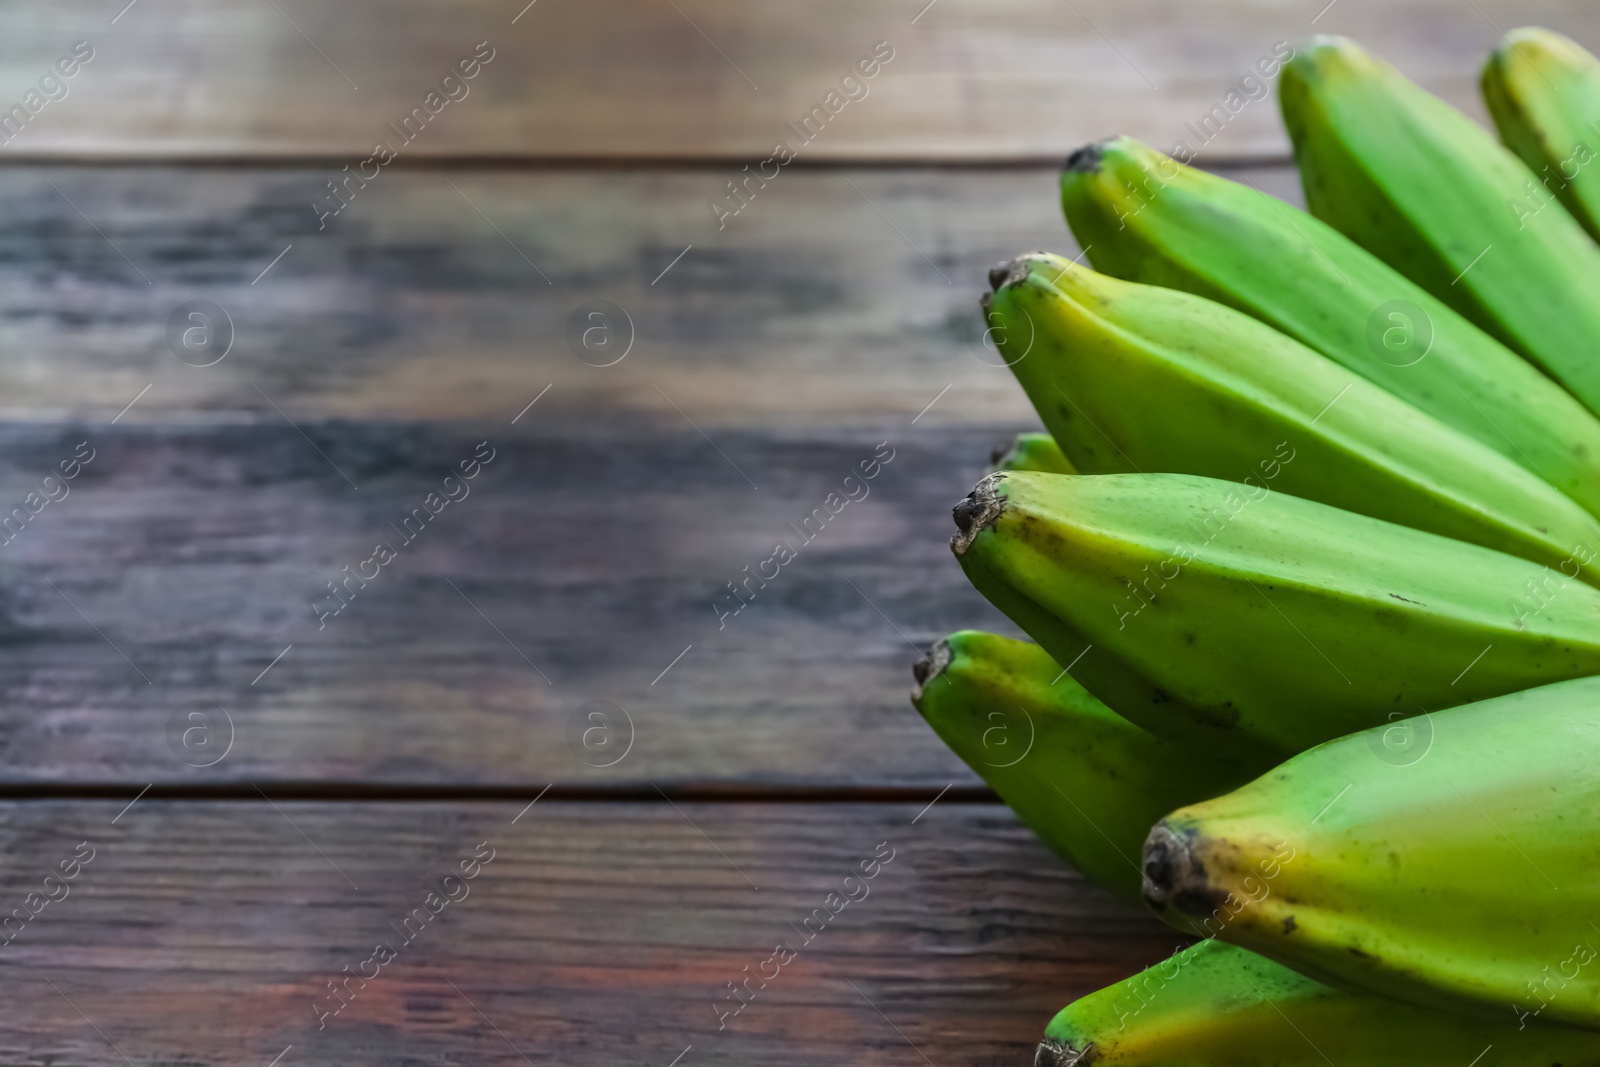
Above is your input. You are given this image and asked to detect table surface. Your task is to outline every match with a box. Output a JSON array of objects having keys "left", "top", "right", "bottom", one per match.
[{"left": 1, "top": 2, "right": 1590, "bottom": 1063}]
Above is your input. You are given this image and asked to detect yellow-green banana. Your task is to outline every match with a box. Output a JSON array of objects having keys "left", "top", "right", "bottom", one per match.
[
  {"left": 984, "top": 253, "right": 1600, "bottom": 582},
  {"left": 1036, "top": 938, "right": 1600, "bottom": 1067},
  {"left": 1058, "top": 136, "right": 1600, "bottom": 519},
  {"left": 911, "top": 630, "right": 1245, "bottom": 903},
  {"left": 988, "top": 431, "right": 1075, "bottom": 476},
  {"left": 951, "top": 470, "right": 1600, "bottom": 768},
  {"left": 1483, "top": 27, "right": 1600, "bottom": 242},
  {"left": 1143, "top": 675, "right": 1600, "bottom": 1031},
  {"left": 1280, "top": 36, "right": 1600, "bottom": 415}
]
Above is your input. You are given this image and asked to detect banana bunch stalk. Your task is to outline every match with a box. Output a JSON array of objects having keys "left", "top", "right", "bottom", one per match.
[{"left": 906, "top": 24, "right": 1600, "bottom": 1051}]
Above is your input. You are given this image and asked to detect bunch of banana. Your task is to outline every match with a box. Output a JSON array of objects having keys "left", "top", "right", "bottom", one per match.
[{"left": 905, "top": 23, "right": 1600, "bottom": 1057}]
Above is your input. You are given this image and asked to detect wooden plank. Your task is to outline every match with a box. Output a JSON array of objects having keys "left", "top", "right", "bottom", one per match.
[
  {"left": 0, "top": 0, "right": 1591, "bottom": 161},
  {"left": 0, "top": 800, "right": 1177, "bottom": 1065},
  {"left": 0, "top": 420, "right": 1037, "bottom": 786},
  {"left": 0, "top": 164, "right": 1302, "bottom": 422}
]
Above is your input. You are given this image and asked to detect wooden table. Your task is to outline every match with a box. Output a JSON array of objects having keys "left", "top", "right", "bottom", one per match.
[{"left": 0, "top": 2, "right": 1589, "bottom": 1062}]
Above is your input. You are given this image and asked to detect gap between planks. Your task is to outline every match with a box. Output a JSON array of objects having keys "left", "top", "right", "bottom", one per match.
[
  {"left": 0, "top": 781, "right": 1000, "bottom": 804},
  {"left": 0, "top": 151, "right": 1296, "bottom": 171}
]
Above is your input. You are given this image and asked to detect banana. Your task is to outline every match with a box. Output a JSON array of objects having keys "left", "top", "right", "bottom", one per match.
[
  {"left": 1280, "top": 36, "right": 1600, "bottom": 415},
  {"left": 911, "top": 630, "right": 1245, "bottom": 903},
  {"left": 950, "top": 470, "right": 1600, "bottom": 768},
  {"left": 1035, "top": 938, "right": 1600, "bottom": 1067},
  {"left": 989, "top": 431, "right": 1076, "bottom": 475},
  {"left": 1483, "top": 27, "right": 1600, "bottom": 242},
  {"left": 1058, "top": 136, "right": 1600, "bottom": 519},
  {"left": 1143, "top": 675, "right": 1600, "bottom": 1030},
  {"left": 984, "top": 253, "right": 1600, "bottom": 583}
]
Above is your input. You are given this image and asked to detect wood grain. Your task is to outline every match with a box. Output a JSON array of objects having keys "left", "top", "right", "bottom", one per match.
[
  {"left": 0, "top": 164, "right": 1300, "bottom": 422},
  {"left": 0, "top": 420, "right": 1031, "bottom": 786},
  {"left": 0, "top": 800, "right": 1180, "bottom": 1065},
  {"left": 0, "top": 0, "right": 1592, "bottom": 161}
]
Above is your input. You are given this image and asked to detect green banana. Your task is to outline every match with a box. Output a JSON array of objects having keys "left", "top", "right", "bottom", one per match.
[
  {"left": 1280, "top": 35, "right": 1600, "bottom": 415},
  {"left": 988, "top": 431, "right": 1076, "bottom": 475},
  {"left": 1143, "top": 675, "right": 1600, "bottom": 1030},
  {"left": 983, "top": 252, "right": 1600, "bottom": 583},
  {"left": 950, "top": 470, "right": 1600, "bottom": 768},
  {"left": 1035, "top": 938, "right": 1600, "bottom": 1067},
  {"left": 1058, "top": 135, "right": 1600, "bottom": 519},
  {"left": 911, "top": 630, "right": 1245, "bottom": 903},
  {"left": 1483, "top": 27, "right": 1600, "bottom": 242}
]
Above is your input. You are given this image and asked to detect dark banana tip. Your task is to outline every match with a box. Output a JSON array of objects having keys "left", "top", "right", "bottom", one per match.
[
  {"left": 987, "top": 256, "right": 1033, "bottom": 293},
  {"left": 1036, "top": 1038, "right": 1094, "bottom": 1067},
  {"left": 950, "top": 473, "right": 1006, "bottom": 556},
  {"left": 1142, "top": 821, "right": 1222, "bottom": 916},
  {"left": 911, "top": 638, "right": 952, "bottom": 701},
  {"left": 1063, "top": 141, "right": 1107, "bottom": 174}
]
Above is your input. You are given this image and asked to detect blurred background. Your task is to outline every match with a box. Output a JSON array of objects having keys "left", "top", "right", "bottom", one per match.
[{"left": 0, "top": 1, "right": 1590, "bottom": 1064}]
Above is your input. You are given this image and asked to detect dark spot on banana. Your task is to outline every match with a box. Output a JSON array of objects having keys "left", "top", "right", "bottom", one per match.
[
  {"left": 989, "top": 262, "right": 1013, "bottom": 291},
  {"left": 1388, "top": 593, "right": 1422, "bottom": 604},
  {"left": 1192, "top": 701, "right": 1241, "bottom": 728},
  {"left": 1282, "top": 915, "right": 1298, "bottom": 934}
]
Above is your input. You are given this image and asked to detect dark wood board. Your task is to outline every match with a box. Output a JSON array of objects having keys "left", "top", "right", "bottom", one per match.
[
  {"left": 0, "top": 419, "right": 1027, "bottom": 787},
  {"left": 0, "top": 799, "right": 1181, "bottom": 1066},
  {"left": 0, "top": 0, "right": 1592, "bottom": 161},
  {"left": 0, "top": 164, "right": 1300, "bottom": 422}
]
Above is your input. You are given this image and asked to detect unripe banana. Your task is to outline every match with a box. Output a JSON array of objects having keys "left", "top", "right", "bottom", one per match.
[
  {"left": 989, "top": 431, "right": 1076, "bottom": 476},
  {"left": 1058, "top": 136, "right": 1600, "bottom": 519},
  {"left": 1280, "top": 36, "right": 1600, "bottom": 415},
  {"left": 911, "top": 630, "right": 1245, "bottom": 903},
  {"left": 951, "top": 470, "right": 1600, "bottom": 768},
  {"left": 1143, "top": 675, "right": 1600, "bottom": 1030},
  {"left": 1483, "top": 27, "right": 1600, "bottom": 242},
  {"left": 984, "top": 252, "right": 1600, "bottom": 582},
  {"left": 1036, "top": 938, "right": 1600, "bottom": 1067}
]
